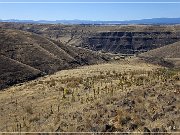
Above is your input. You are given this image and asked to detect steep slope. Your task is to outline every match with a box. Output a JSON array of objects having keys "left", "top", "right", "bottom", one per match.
[
  {"left": 0, "top": 29, "right": 109, "bottom": 90},
  {"left": 139, "top": 41, "right": 180, "bottom": 67},
  {"left": 84, "top": 31, "right": 180, "bottom": 54},
  {"left": 51, "top": 40, "right": 110, "bottom": 65},
  {"left": 140, "top": 41, "right": 180, "bottom": 58},
  {"left": 0, "top": 55, "right": 43, "bottom": 90},
  {"left": 0, "top": 29, "right": 73, "bottom": 73}
]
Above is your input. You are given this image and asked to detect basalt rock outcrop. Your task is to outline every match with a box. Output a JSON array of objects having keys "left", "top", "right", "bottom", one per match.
[
  {"left": 82, "top": 31, "right": 180, "bottom": 54},
  {"left": 1, "top": 23, "right": 180, "bottom": 54}
]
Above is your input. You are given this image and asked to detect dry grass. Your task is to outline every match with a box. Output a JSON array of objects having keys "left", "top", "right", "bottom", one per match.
[
  {"left": 0, "top": 58, "right": 179, "bottom": 132},
  {"left": 0, "top": 29, "right": 110, "bottom": 90},
  {"left": 139, "top": 41, "right": 180, "bottom": 68}
]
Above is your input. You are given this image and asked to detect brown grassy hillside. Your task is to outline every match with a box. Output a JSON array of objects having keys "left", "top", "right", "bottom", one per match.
[
  {"left": 139, "top": 41, "right": 180, "bottom": 68},
  {"left": 140, "top": 41, "right": 180, "bottom": 58},
  {"left": 0, "top": 55, "right": 43, "bottom": 90},
  {"left": 0, "top": 58, "right": 179, "bottom": 132},
  {"left": 0, "top": 29, "right": 109, "bottom": 90}
]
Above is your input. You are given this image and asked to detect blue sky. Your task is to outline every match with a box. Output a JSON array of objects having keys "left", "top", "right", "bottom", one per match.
[{"left": 0, "top": 0, "right": 180, "bottom": 21}]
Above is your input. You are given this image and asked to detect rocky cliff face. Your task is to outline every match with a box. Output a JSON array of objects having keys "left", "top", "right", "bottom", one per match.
[
  {"left": 1, "top": 23, "right": 180, "bottom": 54},
  {"left": 82, "top": 32, "right": 180, "bottom": 54}
]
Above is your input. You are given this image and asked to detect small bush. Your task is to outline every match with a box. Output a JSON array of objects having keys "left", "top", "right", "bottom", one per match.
[
  {"left": 29, "top": 115, "right": 40, "bottom": 123},
  {"left": 25, "top": 105, "right": 33, "bottom": 114}
]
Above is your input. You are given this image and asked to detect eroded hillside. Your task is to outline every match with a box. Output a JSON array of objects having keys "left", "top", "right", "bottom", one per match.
[
  {"left": 0, "top": 29, "right": 109, "bottom": 90},
  {"left": 1, "top": 23, "right": 180, "bottom": 54}
]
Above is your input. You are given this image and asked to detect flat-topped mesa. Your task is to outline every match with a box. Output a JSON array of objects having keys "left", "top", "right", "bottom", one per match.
[
  {"left": 1, "top": 23, "right": 180, "bottom": 54},
  {"left": 82, "top": 31, "right": 180, "bottom": 54}
]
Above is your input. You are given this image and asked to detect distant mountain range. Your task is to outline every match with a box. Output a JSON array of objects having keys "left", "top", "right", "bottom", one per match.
[{"left": 0, "top": 18, "right": 180, "bottom": 25}]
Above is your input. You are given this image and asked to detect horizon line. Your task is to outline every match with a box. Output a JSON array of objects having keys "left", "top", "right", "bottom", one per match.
[
  {"left": 1, "top": 17, "right": 180, "bottom": 22},
  {"left": 0, "top": 2, "right": 180, "bottom": 4}
]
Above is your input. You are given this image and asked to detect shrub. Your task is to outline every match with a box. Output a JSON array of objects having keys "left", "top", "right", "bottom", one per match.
[
  {"left": 25, "top": 105, "right": 33, "bottom": 114},
  {"left": 29, "top": 115, "right": 40, "bottom": 123}
]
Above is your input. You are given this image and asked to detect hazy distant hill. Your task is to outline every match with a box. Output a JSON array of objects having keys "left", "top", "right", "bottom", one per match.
[{"left": 1, "top": 18, "right": 180, "bottom": 24}]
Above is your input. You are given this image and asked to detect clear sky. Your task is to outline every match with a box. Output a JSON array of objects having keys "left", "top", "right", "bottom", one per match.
[{"left": 0, "top": 0, "right": 180, "bottom": 21}]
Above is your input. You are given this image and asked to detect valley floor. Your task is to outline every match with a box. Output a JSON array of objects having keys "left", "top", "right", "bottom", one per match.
[{"left": 0, "top": 58, "right": 179, "bottom": 133}]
